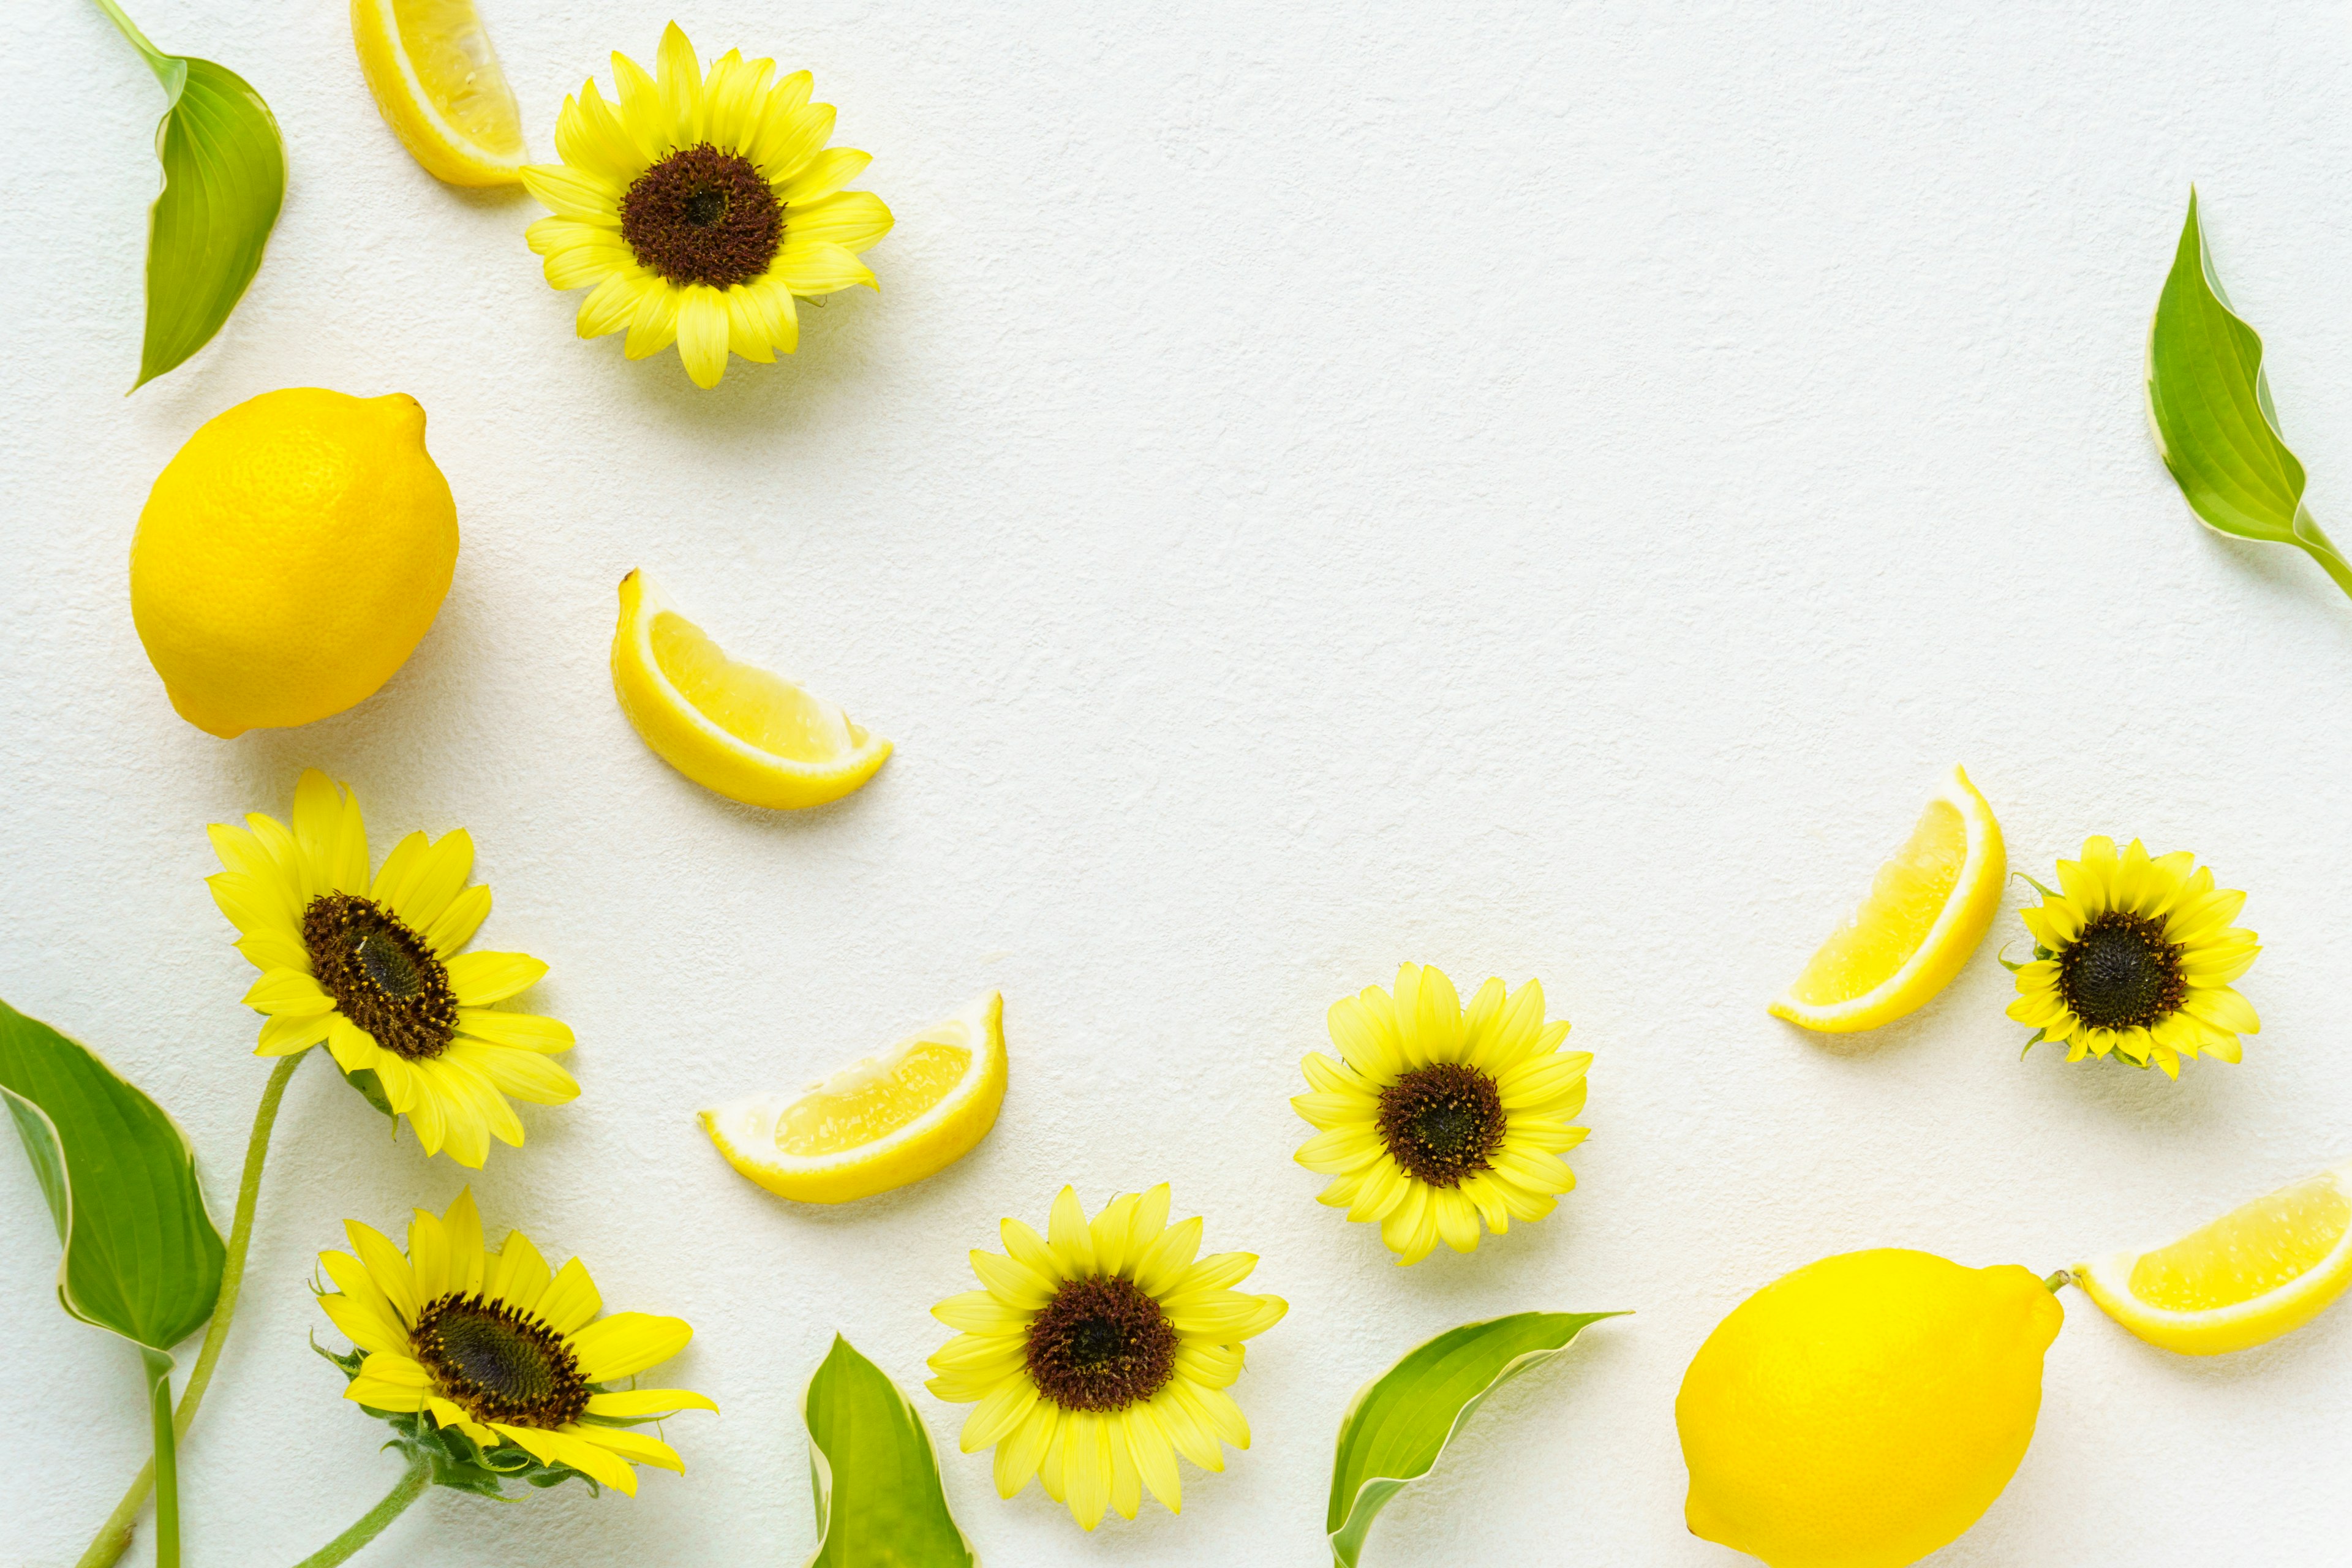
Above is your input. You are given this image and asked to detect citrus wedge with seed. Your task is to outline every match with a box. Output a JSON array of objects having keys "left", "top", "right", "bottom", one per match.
[
  {"left": 701, "top": 992, "right": 1006, "bottom": 1204},
  {"left": 2077, "top": 1160, "right": 2352, "bottom": 1354},
  {"left": 612, "top": 570, "right": 891, "bottom": 810},
  {"left": 1768, "top": 764, "right": 2005, "bottom": 1032},
  {"left": 350, "top": 0, "right": 529, "bottom": 187}
]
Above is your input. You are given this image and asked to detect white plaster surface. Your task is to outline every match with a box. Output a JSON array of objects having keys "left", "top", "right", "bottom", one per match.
[{"left": 8, "top": 2, "right": 2352, "bottom": 1563}]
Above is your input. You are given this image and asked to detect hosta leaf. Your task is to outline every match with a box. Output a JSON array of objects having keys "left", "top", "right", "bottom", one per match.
[
  {"left": 0, "top": 998, "right": 224, "bottom": 1352},
  {"left": 803, "top": 1335, "right": 976, "bottom": 1568},
  {"left": 92, "top": 0, "right": 286, "bottom": 390},
  {"left": 2146, "top": 189, "right": 2352, "bottom": 600},
  {"left": 1327, "top": 1311, "right": 1622, "bottom": 1567}
]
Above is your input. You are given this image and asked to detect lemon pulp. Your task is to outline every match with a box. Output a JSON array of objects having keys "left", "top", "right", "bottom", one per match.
[
  {"left": 777, "top": 1041, "right": 971, "bottom": 1156},
  {"left": 1787, "top": 798, "right": 1966, "bottom": 1003},
  {"left": 391, "top": 0, "right": 525, "bottom": 158},
  {"left": 2128, "top": 1176, "right": 2351, "bottom": 1311},
  {"left": 650, "top": 610, "right": 859, "bottom": 763}
]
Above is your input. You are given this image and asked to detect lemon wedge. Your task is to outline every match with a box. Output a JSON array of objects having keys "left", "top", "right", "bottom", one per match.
[
  {"left": 350, "top": 0, "right": 529, "bottom": 187},
  {"left": 2077, "top": 1161, "right": 2352, "bottom": 1354},
  {"left": 701, "top": 993, "right": 1006, "bottom": 1204},
  {"left": 611, "top": 570, "right": 891, "bottom": 810},
  {"left": 1768, "top": 765, "right": 2005, "bottom": 1032}
]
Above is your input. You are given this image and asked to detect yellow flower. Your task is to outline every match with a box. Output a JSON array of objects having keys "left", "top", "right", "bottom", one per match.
[
  {"left": 926, "top": 1185, "right": 1286, "bottom": 1531},
  {"left": 2008, "top": 835, "right": 2260, "bottom": 1077},
  {"left": 207, "top": 769, "right": 578, "bottom": 1167},
  {"left": 1294, "top": 963, "right": 1589, "bottom": 1265},
  {"left": 521, "top": 22, "right": 892, "bottom": 388},
  {"left": 318, "top": 1189, "right": 714, "bottom": 1495}
]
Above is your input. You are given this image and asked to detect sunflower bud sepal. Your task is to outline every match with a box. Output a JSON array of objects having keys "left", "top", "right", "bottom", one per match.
[{"left": 314, "top": 1341, "right": 605, "bottom": 1498}]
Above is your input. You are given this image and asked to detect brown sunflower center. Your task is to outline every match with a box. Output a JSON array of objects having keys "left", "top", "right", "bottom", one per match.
[
  {"left": 1377, "top": 1062, "right": 1504, "bottom": 1188},
  {"left": 1023, "top": 1275, "right": 1177, "bottom": 1413},
  {"left": 2058, "top": 910, "right": 2186, "bottom": 1031},
  {"left": 619, "top": 143, "right": 782, "bottom": 288},
  {"left": 302, "top": 892, "right": 456, "bottom": 1061},
  {"left": 410, "top": 1292, "right": 589, "bottom": 1429}
]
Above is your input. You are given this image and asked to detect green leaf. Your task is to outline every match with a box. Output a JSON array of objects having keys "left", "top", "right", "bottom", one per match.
[
  {"left": 1326, "top": 1311, "right": 1623, "bottom": 1568},
  {"left": 2146, "top": 189, "right": 2352, "bottom": 600},
  {"left": 802, "top": 1335, "right": 976, "bottom": 1568},
  {"left": 91, "top": 0, "right": 286, "bottom": 391},
  {"left": 0, "top": 998, "right": 225, "bottom": 1353}
]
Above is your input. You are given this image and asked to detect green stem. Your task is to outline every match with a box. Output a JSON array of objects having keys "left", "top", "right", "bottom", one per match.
[
  {"left": 290, "top": 1450, "right": 432, "bottom": 1568},
  {"left": 140, "top": 1349, "right": 179, "bottom": 1568},
  {"left": 88, "top": 0, "right": 178, "bottom": 83},
  {"left": 2043, "top": 1268, "right": 2073, "bottom": 1294},
  {"left": 77, "top": 1054, "right": 303, "bottom": 1568}
]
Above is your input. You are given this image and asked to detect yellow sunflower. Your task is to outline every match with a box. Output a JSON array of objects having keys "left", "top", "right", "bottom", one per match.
[
  {"left": 927, "top": 1184, "right": 1286, "bottom": 1531},
  {"left": 1294, "top": 963, "right": 1589, "bottom": 1265},
  {"left": 207, "top": 769, "right": 578, "bottom": 1167},
  {"left": 319, "top": 1188, "right": 713, "bottom": 1496},
  {"left": 521, "top": 23, "right": 892, "bottom": 388},
  {"left": 2008, "top": 835, "right": 2260, "bottom": 1077}
]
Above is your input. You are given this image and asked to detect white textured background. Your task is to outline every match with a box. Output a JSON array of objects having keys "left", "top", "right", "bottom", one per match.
[{"left": 8, "top": 2, "right": 2352, "bottom": 1564}]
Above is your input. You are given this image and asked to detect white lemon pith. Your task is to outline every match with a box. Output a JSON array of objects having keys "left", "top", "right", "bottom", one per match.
[
  {"left": 350, "top": 0, "right": 528, "bottom": 186},
  {"left": 611, "top": 570, "right": 891, "bottom": 809},
  {"left": 2078, "top": 1159, "right": 2352, "bottom": 1355},
  {"left": 1770, "top": 764, "right": 2005, "bottom": 1031},
  {"left": 700, "top": 992, "right": 1005, "bottom": 1203}
]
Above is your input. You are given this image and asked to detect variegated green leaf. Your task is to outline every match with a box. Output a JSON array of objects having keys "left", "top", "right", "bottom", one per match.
[{"left": 804, "top": 1336, "right": 976, "bottom": 1568}]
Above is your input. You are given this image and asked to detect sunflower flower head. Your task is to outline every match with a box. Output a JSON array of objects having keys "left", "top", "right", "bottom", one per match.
[
  {"left": 207, "top": 769, "right": 579, "bottom": 1167},
  {"left": 522, "top": 21, "right": 894, "bottom": 388},
  {"left": 317, "top": 1188, "right": 715, "bottom": 1496},
  {"left": 926, "top": 1184, "right": 1286, "bottom": 1531},
  {"left": 1294, "top": 963, "right": 1589, "bottom": 1266},
  {"left": 2007, "top": 835, "right": 2260, "bottom": 1078}
]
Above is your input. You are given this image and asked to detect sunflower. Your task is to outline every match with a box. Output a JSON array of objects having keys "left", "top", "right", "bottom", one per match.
[
  {"left": 2008, "top": 835, "right": 2260, "bottom": 1077},
  {"left": 207, "top": 769, "right": 578, "bottom": 1167},
  {"left": 926, "top": 1184, "right": 1286, "bottom": 1531},
  {"left": 521, "top": 23, "right": 892, "bottom": 389},
  {"left": 1294, "top": 963, "right": 1589, "bottom": 1266},
  {"left": 318, "top": 1188, "right": 714, "bottom": 1496}
]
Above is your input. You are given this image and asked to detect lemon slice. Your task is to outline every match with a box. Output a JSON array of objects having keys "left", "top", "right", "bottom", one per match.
[
  {"left": 2077, "top": 1161, "right": 2352, "bottom": 1354},
  {"left": 1768, "top": 765, "right": 2005, "bottom": 1032},
  {"left": 701, "top": 993, "right": 1006, "bottom": 1204},
  {"left": 612, "top": 570, "right": 891, "bottom": 810},
  {"left": 350, "top": 0, "right": 529, "bottom": 187}
]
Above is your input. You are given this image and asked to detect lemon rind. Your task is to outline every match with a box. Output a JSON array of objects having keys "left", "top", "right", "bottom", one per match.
[
  {"left": 699, "top": 992, "right": 1004, "bottom": 1200},
  {"left": 1768, "top": 764, "right": 2005, "bottom": 1033},
  {"left": 2076, "top": 1159, "right": 2352, "bottom": 1355},
  {"left": 616, "top": 570, "right": 892, "bottom": 805},
  {"left": 352, "top": 0, "right": 529, "bottom": 186}
]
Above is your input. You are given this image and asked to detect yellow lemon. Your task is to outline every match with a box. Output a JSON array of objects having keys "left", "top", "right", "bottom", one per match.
[
  {"left": 1678, "top": 1248, "right": 2063, "bottom": 1568},
  {"left": 1769, "top": 765, "right": 2005, "bottom": 1031},
  {"left": 350, "top": 0, "right": 529, "bottom": 186},
  {"left": 611, "top": 570, "right": 892, "bottom": 809},
  {"left": 700, "top": 992, "right": 1005, "bottom": 1203},
  {"left": 2077, "top": 1159, "right": 2352, "bottom": 1354},
  {"left": 130, "top": 388, "right": 458, "bottom": 739}
]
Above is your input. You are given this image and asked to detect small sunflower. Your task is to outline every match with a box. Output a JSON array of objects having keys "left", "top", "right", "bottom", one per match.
[
  {"left": 2008, "top": 835, "right": 2260, "bottom": 1077},
  {"left": 522, "top": 23, "right": 892, "bottom": 388},
  {"left": 926, "top": 1185, "right": 1286, "bottom": 1531},
  {"left": 207, "top": 769, "right": 578, "bottom": 1167},
  {"left": 1294, "top": 963, "right": 1589, "bottom": 1266},
  {"left": 318, "top": 1188, "right": 714, "bottom": 1496}
]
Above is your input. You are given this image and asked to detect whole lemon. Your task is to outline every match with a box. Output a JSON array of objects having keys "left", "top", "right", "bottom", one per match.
[
  {"left": 130, "top": 388, "right": 458, "bottom": 738},
  {"left": 1676, "top": 1248, "right": 2062, "bottom": 1568}
]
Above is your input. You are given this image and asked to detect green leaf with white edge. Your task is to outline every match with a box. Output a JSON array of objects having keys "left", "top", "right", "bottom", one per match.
[
  {"left": 1327, "top": 1310, "right": 1623, "bottom": 1568},
  {"left": 803, "top": 1335, "right": 977, "bottom": 1568},
  {"left": 0, "top": 998, "right": 225, "bottom": 1353},
  {"left": 2146, "top": 188, "right": 2352, "bottom": 601},
  {"left": 91, "top": 0, "right": 286, "bottom": 391}
]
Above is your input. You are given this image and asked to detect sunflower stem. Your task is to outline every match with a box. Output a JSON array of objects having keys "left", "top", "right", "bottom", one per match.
[
  {"left": 141, "top": 1349, "right": 180, "bottom": 1568},
  {"left": 289, "top": 1450, "right": 433, "bottom": 1568},
  {"left": 76, "top": 1053, "right": 304, "bottom": 1568}
]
